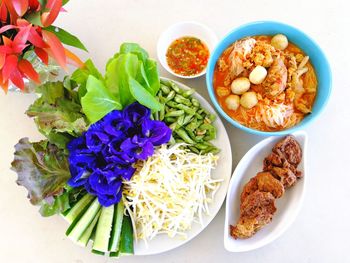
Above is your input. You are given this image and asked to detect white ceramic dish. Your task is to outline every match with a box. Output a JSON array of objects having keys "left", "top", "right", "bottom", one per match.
[
  {"left": 157, "top": 21, "right": 218, "bottom": 79},
  {"left": 224, "top": 131, "right": 307, "bottom": 252},
  {"left": 129, "top": 78, "right": 232, "bottom": 255}
]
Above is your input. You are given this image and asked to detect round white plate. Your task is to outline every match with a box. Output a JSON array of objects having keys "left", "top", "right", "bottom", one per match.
[
  {"left": 133, "top": 78, "right": 232, "bottom": 255},
  {"left": 224, "top": 131, "right": 307, "bottom": 252}
]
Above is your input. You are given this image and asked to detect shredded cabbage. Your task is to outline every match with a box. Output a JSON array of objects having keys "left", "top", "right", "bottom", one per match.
[{"left": 122, "top": 144, "right": 221, "bottom": 245}]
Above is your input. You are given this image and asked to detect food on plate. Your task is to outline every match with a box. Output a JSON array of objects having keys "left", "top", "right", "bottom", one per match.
[
  {"left": 231, "top": 191, "right": 276, "bottom": 239},
  {"left": 155, "top": 79, "right": 219, "bottom": 154},
  {"left": 166, "top": 36, "right": 210, "bottom": 76},
  {"left": 123, "top": 144, "right": 221, "bottom": 243},
  {"left": 214, "top": 34, "right": 318, "bottom": 131},
  {"left": 11, "top": 42, "right": 222, "bottom": 257},
  {"left": 230, "top": 135, "right": 302, "bottom": 239}
]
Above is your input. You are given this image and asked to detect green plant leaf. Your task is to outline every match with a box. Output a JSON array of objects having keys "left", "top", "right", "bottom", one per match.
[
  {"left": 45, "top": 26, "right": 88, "bottom": 51},
  {"left": 11, "top": 138, "right": 70, "bottom": 206},
  {"left": 81, "top": 75, "right": 122, "bottom": 123},
  {"left": 110, "top": 53, "right": 139, "bottom": 107},
  {"left": 128, "top": 77, "right": 162, "bottom": 111},
  {"left": 39, "top": 191, "right": 70, "bottom": 217},
  {"left": 27, "top": 82, "right": 87, "bottom": 138}
]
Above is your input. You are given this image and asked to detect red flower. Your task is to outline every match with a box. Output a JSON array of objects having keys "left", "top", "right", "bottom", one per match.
[{"left": 0, "top": 0, "right": 85, "bottom": 92}]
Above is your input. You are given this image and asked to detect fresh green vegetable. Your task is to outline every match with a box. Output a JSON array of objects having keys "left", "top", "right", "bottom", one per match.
[
  {"left": 11, "top": 138, "right": 70, "bottom": 206},
  {"left": 77, "top": 209, "right": 101, "bottom": 247},
  {"left": 26, "top": 80, "right": 88, "bottom": 148},
  {"left": 155, "top": 79, "right": 219, "bottom": 154},
  {"left": 109, "top": 202, "right": 124, "bottom": 253},
  {"left": 92, "top": 205, "right": 115, "bottom": 253},
  {"left": 64, "top": 193, "right": 95, "bottom": 224},
  {"left": 119, "top": 214, "right": 134, "bottom": 256},
  {"left": 81, "top": 75, "right": 122, "bottom": 123},
  {"left": 66, "top": 198, "right": 101, "bottom": 242}
]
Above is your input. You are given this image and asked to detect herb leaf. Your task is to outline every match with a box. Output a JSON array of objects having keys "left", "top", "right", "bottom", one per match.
[
  {"left": 11, "top": 138, "right": 71, "bottom": 205},
  {"left": 81, "top": 75, "right": 122, "bottom": 123}
]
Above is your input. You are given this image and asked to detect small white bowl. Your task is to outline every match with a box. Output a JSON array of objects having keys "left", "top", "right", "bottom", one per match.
[
  {"left": 157, "top": 21, "right": 218, "bottom": 79},
  {"left": 224, "top": 131, "right": 308, "bottom": 252}
]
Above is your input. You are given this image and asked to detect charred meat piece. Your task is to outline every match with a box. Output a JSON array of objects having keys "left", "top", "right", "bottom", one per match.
[
  {"left": 263, "top": 152, "right": 284, "bottom": 171},
  {"left": 262, "top": 57, "right": 288, "bottom": 99},
  {"left": 273, "top": 135, "right": 302, "bottom": 166},
  {"left": 270, "top": 166, "right": 297, "bottom": 188},
  {"left": 231, "top": 191, "right": 276, "bottom": 239},
  {"left": 241, "top": 172, "right": 284, "bottom": 201}
]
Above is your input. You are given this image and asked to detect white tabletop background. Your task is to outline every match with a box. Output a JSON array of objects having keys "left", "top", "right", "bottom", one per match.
[{"left": 1, "top": 0, "right": 349, "bottom": 262}]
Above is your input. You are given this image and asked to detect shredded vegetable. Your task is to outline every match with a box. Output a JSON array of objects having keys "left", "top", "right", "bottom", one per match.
[{"left": 122, "top": 144, "right": 221, "bottom": 245}]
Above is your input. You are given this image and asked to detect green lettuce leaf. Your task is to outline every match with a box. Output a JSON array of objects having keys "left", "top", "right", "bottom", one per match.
[
  {"left": 27, "top": 81, "right": 88, "bottom": 148},
  {"left": 128, "top": 77, "right": 162, "bottom": 111},
  {"left": 104, "top": 43, "right": 161, "bottom": 111},
  {"left": 11, "top": 138, "right": 71, "bottom": 206},
  {"left": 39, "top": 186, "right": 86, "bottom": 217},
  {"left": 81, "top": 75, "right": 122, "bottom": 123}
]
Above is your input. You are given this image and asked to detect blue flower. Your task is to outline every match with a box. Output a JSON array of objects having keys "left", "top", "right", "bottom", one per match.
[
  {"left": 97, "top": 190, "right": 122, "bottom": 207},
  {"left": 88, "top": 169, "right": 122, "bottom": 195},
  {"left": 123, "top": 102, "right": 151, "bottom": 125},
  {"left": 104, "top": 163, "right": 136, "bottom": 181},
  {"left": 141, "top": 119, "right": 172, "bottom": 146},
  {"left": 85, "top": 130, "right": 110, "bottom": 152},
  {"left": 67, "top": 136, "right": 89, "bottom": 154},
  {"left": 120, "top": 135, "right": 154, "bottom": 160},
  {"left": 68, "top": 167, "right": 91, "bottom": 187},
  {"left": 102, "top": 110, "right": 132, "bottom": 137},
  {"left": 68, "top": 102, "right": 173, "bottom": 207}
]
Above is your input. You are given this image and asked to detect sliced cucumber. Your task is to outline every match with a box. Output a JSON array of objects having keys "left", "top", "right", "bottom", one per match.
[
  {"left": 92, "top": 205, "right": 114, "bottom": 252},
  {"left": 108, "top": 202, "right": 124, "bottom": 252},
  {"left": 109, "top": 251, "right": 120, "bottom": 257},
  {"left": 77, "top": 209, "right": 101, "bottom": 247},
  {"left": 119, "top": 214, "right": 134, "bottom": 256},
  {"left": 64, "top": 194, "right": 94, "bottom": 224},
  {"left": 91, "top": 249, "right": 105, "bottom": 256},
  {"left": 66, "top": 198, "right": 101, "bottom": 242}
]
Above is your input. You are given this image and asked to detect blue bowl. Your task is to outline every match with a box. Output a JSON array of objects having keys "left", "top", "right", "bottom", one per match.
[{"left": 206, "top": 21, "right": 332, "bottom": 136}]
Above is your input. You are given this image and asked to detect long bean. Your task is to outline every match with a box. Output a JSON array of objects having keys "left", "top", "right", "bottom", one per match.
[{"left": 157, "top": 79, "right": 220, "bottom": 154}]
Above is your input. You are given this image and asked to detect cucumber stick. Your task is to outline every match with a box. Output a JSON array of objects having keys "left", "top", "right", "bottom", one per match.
[
  {"left": 92, "top": 205, "right": 114, "bottom": 253},
  {"left": 119, "top": 214, "right": 134, "bottom": 255},
  {"left": 108, "top": 202, "right": 124, "bottom": 252},
  {"left": 66, "top": 198, "right": 101, "bottom": 242},
  {"left": 64, "top": 194, "right": 94, "bottom": 224},
  {"left": 77, "top": 209, "right": 101, "bottom": 247}
]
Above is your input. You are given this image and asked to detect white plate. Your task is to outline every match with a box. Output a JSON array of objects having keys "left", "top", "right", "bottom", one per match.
[
  {"left": 224, "top": 131, "right": 307, "bottom": 252},
  {"left": 132, "top": 78, "right": 232, "bottom": 255},
  {"left": 157, "top": 21, "right": 218, "bottom": 79}
]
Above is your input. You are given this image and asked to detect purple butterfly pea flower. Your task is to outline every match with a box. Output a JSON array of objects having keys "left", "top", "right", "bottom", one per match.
[
  {"left": 85, "top": 130, "right": 110, "bottom": 152},
  {"left": 141, "top": 119, "right": 172, "bottom": 146},
  {"left": 97, "top": 190, "right": 122, "bottom": 207},
  {"left": 102, "top": 110, "right": 133, "bottom": 137},
  {"left": 87, "top": 169, "right": 122, "bottom": 195},
  {"left": 123, "top": 102, "right": 151, "bottom": 125},
  {"left": 120, "top": 135, "right": 154, "bottom": 160},
  {"left": 68, "top": 167, "right": 91, "bottom": 187},
  {"left": 67, "top": 136, "right": 89, "bottom": 154}
]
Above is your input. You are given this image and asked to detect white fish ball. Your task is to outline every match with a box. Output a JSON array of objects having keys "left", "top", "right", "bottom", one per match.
[
  {"left": 240, "top": 92, "right": 258, "bottom": 109},
  {"left": 225, "top": 94, "right": 240, "bottom": 111},
  {"left": 231, "top": 77, "right": 250, "bottom": 95},
  {"left": 271, "top": 34, "right": 289, "bottom": 50},
  {"left": 249, "top": 66, "right": 268, "bottom": 84}
]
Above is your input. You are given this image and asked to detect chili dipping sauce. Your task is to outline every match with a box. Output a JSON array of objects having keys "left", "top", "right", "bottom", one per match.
[{"left": 166, "top": 36, "right": 209, "bottom": 76}]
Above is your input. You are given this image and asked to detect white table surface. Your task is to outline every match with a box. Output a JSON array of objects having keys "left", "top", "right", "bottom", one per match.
[{"left": 1, "top": 0, "right": 349, "bottom": 262}]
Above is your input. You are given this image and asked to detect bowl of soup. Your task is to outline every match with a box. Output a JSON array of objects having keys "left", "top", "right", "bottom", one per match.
[{"left": 206, "top": 21, "right": 332, "bottom": 136}]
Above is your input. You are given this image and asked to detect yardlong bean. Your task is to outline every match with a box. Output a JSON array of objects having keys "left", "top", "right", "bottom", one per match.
[{"left": 157, "top": 79, "right": 219, "bottom": 154}]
